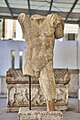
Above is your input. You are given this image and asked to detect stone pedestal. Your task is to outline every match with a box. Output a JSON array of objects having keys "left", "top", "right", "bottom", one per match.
[
  {"left": 18, "top": 108, "right": 63, "bottom": 120},
  {"left": 0, "top": 76, "right": 7, "bottom": 95},
  {"left": 6, "top": 68, "right": 70, "bottom": 112},
  {"left": 68, "top": 69, "right": 79, "bottom": 98}
]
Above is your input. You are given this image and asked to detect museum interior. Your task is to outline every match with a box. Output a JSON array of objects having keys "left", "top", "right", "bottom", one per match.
[{"left": 0, "top": 0, "right": 80, "bottom": 120}]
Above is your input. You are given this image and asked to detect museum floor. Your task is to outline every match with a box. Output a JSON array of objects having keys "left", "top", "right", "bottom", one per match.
[{"left": 0, "top": 97, "right": 80, "bottom": 120}]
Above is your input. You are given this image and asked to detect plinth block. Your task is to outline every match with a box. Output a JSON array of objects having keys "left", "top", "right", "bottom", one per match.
[{"left": 18, "top": 107, "right": 63, "bottom": 120}]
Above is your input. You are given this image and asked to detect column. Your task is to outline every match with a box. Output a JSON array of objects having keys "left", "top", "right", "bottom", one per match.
[
  {"left": 77, "top": 25, "right": 80, "bottom": 112},
  {"left": 15, "top": 50, "right": 19, "bottom": 68},
  {"left": 6, "top": 19, "right": 13, "bottom": 39},
  {"left": 2, "top": 19, "right": 5, "bottom": 38},
  {"left": 0, "top": 77, "right": 1, "bottom": 94},
  {"left": 78, "top": 70, "right": 80, "bottom": 112},
  {"left": 77, "top": 25, "right": 80, "bottom": 41},
  {"left": 16, "top": 20, "right": 23, "bottom": 40}
]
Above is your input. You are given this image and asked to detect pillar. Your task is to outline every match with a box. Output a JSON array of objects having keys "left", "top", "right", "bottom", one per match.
[{"left": 77, "top": 25, "right": 80, "bottom": 112}]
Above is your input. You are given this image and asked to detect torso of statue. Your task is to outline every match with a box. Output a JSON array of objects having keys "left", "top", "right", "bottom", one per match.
[
  {"left": 18, "top": 13, "right": 64, "bottom": 109},
  {"left": 23, "top": 15, "right": 55, "bottom": 77}
]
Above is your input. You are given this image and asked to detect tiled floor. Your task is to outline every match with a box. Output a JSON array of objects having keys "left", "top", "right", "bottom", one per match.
[{"left": 0, "top": 97, "right": 80, "bottom": 120}]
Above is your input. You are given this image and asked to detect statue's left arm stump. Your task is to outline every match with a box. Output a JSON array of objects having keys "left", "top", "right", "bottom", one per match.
[{"left": 18, "top": 107, "right": 63, "bottom": 120}]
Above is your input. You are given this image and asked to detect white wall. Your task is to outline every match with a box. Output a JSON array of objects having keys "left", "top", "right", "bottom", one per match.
[
  {"left": 77, "top": 41, "right": 80, "bottom": 69},
  {"left": 0, "top": 40, "right": 26, "bottom": 94},
  {"left": 0, "top": 40, "right": 26, "bottom": 76},
  {"left": 54, "top": 40, "right": 78, "bottom": 69},
  {"left": 0, "top": 78, "right": 1, "bottom": 93}
]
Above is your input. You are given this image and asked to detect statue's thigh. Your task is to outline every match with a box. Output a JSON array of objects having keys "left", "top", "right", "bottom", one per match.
[{"left": 39, "top": 62, "right": 56, "bottom": 100}]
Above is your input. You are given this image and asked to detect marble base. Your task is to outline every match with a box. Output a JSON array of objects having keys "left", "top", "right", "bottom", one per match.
[
  {"left": 18, "top": 107, "right": 63, "bottom": 120},
  {"left": 6, "top": 68, "right": 70, "bottom": 112},
  {"left": 7, "top": 105, "right": 67, "bottom": 113},
  {"left": 6, "top": 83, "right": 68, "bottom": 112}
]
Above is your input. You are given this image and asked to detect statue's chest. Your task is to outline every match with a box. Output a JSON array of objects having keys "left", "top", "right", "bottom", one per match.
[
  {"left": 31, "top": 20, "right": 54, "bottom": 37},
  {"left": 28, "top": 19, "right": 54, "bottom": 48}
]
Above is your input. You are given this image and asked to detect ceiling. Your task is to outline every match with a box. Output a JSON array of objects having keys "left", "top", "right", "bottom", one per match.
[{"left": 0, "top": 0, "right": 80, "bottom": 24}]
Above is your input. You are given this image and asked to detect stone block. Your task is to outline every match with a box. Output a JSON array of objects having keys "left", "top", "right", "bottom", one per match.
[
  {"left": 6, "top": 68, "right": 70, "bottom": 112},
  {"left": 6, "top": 83, "right": 68, "bottom": 111},
  {"left": 68, "top": 69, "right": 79, "bottom": 98},
  {"left": 18, "top": 108, "right": 63, "bottom": 120}
]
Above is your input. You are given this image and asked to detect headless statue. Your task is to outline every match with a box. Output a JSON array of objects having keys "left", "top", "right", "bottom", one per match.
[{"left": 18, "top": 13, "right": 64, "bottom": 111}]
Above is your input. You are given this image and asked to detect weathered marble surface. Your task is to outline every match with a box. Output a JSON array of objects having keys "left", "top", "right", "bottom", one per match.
[
  {"left": 18, "top": 13, "right": 64, "bottom": 102},
  {"left": 6, "top": 68, "right": 69, "bottom": 112},
  {"left": 7, "top": 83, "right": 68, "bottom": 111},
  {"left": 7, "top": 84, "right": 45, "bottom": 107},
  {"left": 18, "top": 108, "right": 63, "bottom": 120},
  {"left": 68, "top": 69, "right": 79, "bottom": 98}
]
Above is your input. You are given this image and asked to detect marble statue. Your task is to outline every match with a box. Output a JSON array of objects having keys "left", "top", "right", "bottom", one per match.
[{"left": 18, "top": 13, "right": 64, "bottom": 111}]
